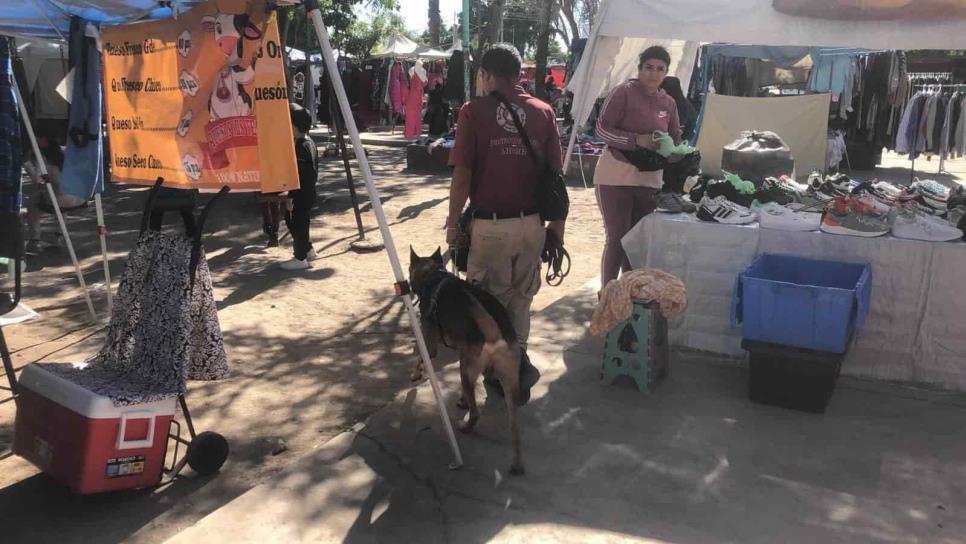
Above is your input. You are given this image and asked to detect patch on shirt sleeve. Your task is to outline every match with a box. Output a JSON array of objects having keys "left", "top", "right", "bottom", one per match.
[{"left": 658, "top": 110, "right": 668, "bottom": 119}]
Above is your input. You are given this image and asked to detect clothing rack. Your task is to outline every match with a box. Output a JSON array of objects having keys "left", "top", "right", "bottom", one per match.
[{"left": 910, "top": 82, "right": 966, "bottom": 177}]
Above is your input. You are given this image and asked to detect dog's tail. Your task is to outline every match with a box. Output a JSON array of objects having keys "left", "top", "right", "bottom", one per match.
[
  {"left": 467, "top": 295, "right": 523, "bottom": 407},
  {"left": 467, "top": 295, "right": 506, "bottom": 345}
]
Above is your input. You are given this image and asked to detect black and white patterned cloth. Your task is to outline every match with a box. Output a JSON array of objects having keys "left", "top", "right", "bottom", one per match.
[{"left": 41, "top": 231, "right": 228, "bottom": 406}]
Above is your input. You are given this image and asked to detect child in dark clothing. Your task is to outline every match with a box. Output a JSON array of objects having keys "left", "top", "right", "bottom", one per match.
[{"left": 280, "top": 103, "right": 320, "bottom": 270}]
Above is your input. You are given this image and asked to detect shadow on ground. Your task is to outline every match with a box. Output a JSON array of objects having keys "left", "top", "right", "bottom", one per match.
[{"left": 170, "top": 288, "right": 966, "bottom": 543}]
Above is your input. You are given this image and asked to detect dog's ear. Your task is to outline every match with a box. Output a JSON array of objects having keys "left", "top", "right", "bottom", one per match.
[
  {"left": 410, "top": 245, "right": 418, "bottom": 262},
  {"left": 431, "top": 247, "right": 443, "bottom": 264}
]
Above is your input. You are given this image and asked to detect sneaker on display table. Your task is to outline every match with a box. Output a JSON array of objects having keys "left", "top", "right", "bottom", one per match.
[
  {"left": 753, "top": 201, "right": 821, "bottom": 232},
  {"left": 913, "top": 178, "right": 951, "bottom": 211},
  {"left": 697, "top": 195, "right": 757, "bottom": 225},
  {"left": 820, "top": 196, "right": 890, "bottom": 237},
  {"left": 891, "top": 204, "right": 964, "bottom": 242},
  {"left": 655, "top": 192, "right": 696, "bottom": 214}
]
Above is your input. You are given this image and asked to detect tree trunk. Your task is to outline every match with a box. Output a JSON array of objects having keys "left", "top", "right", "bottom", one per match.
[
  {"left": 534, "top": 0, "right": 555, "bottom": 101},
  {"left": 559, "top": 0, "right": 580, "bottom": 43},
  {"left": 429, "top": 0, "right": 441, "bottom": 47},
  {"left": 488, "top": 0, "right": 505, "bottom": 44}
]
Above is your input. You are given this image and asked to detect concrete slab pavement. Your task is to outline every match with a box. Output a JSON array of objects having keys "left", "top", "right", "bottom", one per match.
[{"left": 167, "top": 287, "right": 966, "bottom": 544}]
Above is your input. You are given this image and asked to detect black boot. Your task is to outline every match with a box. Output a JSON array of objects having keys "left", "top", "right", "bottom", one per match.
[{"left": 483, "top": 347, "right": 540, "bottom": 405}]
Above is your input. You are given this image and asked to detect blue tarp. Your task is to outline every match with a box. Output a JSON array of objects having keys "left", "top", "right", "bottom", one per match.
[{"left": 0, "top": 1, "right": 178, "bottom": 40}]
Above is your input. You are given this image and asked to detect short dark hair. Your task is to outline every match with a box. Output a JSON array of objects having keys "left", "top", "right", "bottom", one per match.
[
  {"left": 290, "top": 102, "right": 312, "bottom": 133},
  {"left": 481, "top": 43, "right": 522, "bottom": 80},
  {"left": 639, "top": 46, "right": 671, "bottom": 69}
]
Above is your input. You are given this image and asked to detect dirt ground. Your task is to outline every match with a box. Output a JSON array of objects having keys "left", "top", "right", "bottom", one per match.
[
  {"left": 1, "top": 144, "right": 963, "bottom": 543},
  {"left": 0, "top": 145, "right": 604, "bottom": 543}
]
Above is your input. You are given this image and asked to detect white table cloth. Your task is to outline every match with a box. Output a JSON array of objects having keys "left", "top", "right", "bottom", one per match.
[{"left": 622, "top": 213, "right": 966, "bottom": 390}]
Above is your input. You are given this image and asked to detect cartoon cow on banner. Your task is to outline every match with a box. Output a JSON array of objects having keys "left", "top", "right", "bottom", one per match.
[{"left": 201, "top": 12, "right": 261, "bottom": 120}]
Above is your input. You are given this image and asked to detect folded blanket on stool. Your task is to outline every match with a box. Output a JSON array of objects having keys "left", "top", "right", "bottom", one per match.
[{"left": 590, "top": 269, "right": 688, "bottom": 336}]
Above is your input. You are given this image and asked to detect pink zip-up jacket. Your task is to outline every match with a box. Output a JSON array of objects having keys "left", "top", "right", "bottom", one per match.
[{"left": 596, "top": 80, "right": 682, "bottom": 164}]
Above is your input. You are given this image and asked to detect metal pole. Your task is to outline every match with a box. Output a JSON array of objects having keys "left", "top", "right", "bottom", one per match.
[
  {"left": 462, "top": 0, "right": 471, "bottom": 103},
  {"left": 94, "top": 193, "right": 113, "bottom": 313},
  {"left": 304, "top": 1, "right": 463, "bottom": 469},
  {"left": 330, "top": 95, "right": 382, "bottom": 250},
  {"left": 11, "top": 70, "right": 98, "bottom": 322}
]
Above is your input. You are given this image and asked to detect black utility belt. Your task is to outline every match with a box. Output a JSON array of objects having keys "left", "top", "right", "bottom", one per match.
[{"left": 471, "top": 209, "right": 539, "bottom": 220}]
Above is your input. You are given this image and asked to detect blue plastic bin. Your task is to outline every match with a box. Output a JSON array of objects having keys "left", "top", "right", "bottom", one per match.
[{"left": 733, "top": 254, "right": 871, "bottom": 354}]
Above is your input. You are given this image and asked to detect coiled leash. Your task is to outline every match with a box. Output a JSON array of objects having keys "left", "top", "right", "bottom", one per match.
[{"left": 541, "top": 228, "right": 570, "bottom": 286}]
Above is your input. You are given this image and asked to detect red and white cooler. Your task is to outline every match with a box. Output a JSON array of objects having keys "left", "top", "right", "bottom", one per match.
[{"left": 13, "top": 363, "right": 176, "bottom": 494}]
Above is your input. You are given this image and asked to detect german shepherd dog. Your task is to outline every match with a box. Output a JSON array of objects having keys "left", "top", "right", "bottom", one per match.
[{"left": 409, "top": 247, "right": 524, "bottom": 475}]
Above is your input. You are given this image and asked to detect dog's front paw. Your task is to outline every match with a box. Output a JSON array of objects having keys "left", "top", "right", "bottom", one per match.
[{"left": 509, "top": 463, "right": 525, "bottom": 476}]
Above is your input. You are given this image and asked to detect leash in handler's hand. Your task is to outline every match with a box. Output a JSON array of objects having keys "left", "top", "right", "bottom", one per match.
[{"left": 542, "top": 229, "right": 570, "bottom": 287}]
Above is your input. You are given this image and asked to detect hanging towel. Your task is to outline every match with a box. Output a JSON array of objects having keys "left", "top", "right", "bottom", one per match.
[
  {"left": 42, "top": 230, "right": 228, "bottom": 405},
  {"left": 60, "top": 17, "right": 104, "bottom": 200},
  {"left": 590, "top": 269, "right": 688, "bottom": 336},
  {"left": 0, "top": 36, "right": 21, "bottom": 214}
]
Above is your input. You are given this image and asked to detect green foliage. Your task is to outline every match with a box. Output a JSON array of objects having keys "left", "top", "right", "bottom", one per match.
[{"left": 277, "top": 0, "right": 409, "bottom": 58}]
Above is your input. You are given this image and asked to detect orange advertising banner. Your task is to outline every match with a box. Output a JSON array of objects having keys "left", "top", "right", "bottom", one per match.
[
  {"left": 101, "top": 0, "right": 297, "bottom": 192},
  {"left": 773, "top": 0, "right": 966, "bottom": 21}
]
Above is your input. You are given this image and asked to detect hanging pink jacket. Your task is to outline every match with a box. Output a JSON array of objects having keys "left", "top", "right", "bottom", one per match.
[{"left": 389, "top": 62, "right": 404, "bottom": 112}]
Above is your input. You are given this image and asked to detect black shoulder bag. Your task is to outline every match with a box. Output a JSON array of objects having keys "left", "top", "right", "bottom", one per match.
[{"left": 491, "top": 92, "right": 569, "bottom": 222}]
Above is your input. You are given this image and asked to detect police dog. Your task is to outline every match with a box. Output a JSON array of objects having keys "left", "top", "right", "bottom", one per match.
[{"left": 409, "top": 247, "right": 524, "bottom": 475}]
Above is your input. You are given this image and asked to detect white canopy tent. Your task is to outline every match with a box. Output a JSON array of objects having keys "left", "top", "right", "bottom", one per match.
[
  {"left": 564, "top": 0, "right": 966, "bottom": 171},
  {"left": 372, "top": 32, "right": 448, "bottom": 60}
]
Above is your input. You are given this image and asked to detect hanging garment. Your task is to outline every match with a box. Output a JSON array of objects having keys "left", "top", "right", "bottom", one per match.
[
  {"left": 388, "top": 61, "right": 404, "bottom": 113},
  {"left": 60, "top": 18, "right": 104, "bottom": 200},
  {"left": 404, "top": 67, "right": 426, "bottom": 139},
  {"left": 808, "top": 50, "right": 852, "bottom": 95},
  {"left": 445, "top": 50, "right": 465, "bottom": 103},
  {"left": 932, "top": 94, "right": 948, "bottom": 153},
  {"left": 42, "top": 229, "right": 228, "bottom": 405},
  {"left": 0, "top": 36, "right": 21, "bottom": 214},
  {"left": 957, "top": 99, "right": 966, "bottom": 157}
]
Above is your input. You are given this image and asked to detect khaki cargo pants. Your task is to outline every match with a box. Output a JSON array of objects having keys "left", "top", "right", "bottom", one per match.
[{"left": 467, "top": 213, "right": 545, "bottom": 343}]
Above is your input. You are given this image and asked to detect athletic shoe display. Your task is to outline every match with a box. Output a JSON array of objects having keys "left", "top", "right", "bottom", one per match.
[
  {"left": 825, "top": 172, "right": 855, "bottom": 196},
  {"left": 780, "top": 175, "right": 828, "bottom": 212},
  {"left": 655, "top": 191, "right": 696, "bottom": 213},
  {"left": 707, "top": 175, "right": 756, "bottom": 208},
  {"left": 820, "top": 196, "right": 891, "bottom": 237},
  {"left": 697, "top": 195, "right": 757, "bottom": 224},
  {"left": 872, "top": 180, "right": 905, "bottom": 203},
  {"left": 688, "top": 174, "right": 714, "bottom": 204},
  {"left": 755, "top": 177, "right": 800, "bottom": 206},
  {"left": 752, "top": 201, "right": 821, "bottom": 231},
  {"left": 849, "top": 183, "right": 893, "bottom": 214},
  {"left": 897, "top": 185, "right": 945, "bottom": 216},
  {"left": 911, "top": 178, "right": 951, "bottom": 212},
  {"left": 891, "top": 203, "right": 964, "bottom": 242}
]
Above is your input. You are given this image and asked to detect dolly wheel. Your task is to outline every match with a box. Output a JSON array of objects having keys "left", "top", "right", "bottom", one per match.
[{"left": 187, "top": 431, "right": 229, "bottom": 476}]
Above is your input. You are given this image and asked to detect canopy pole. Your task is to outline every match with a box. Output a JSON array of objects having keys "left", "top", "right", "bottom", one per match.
[
  {"left": 11, "top": 70, "right": 98, "bottom": 322},
  {"left": 94, "top": 193, "right": 113, "bottom": 313},
  {"left": 462, "top": 0, "right": 471, "bottom": 103},
  {"left": 303, "top": 1, "right": 463, "bottom": 469},
  {"left": 561, "top": 125, "right": 579, "bottom": 174},
  {"left": 562, "top": 0, "right": 609, "bottom": 178}
]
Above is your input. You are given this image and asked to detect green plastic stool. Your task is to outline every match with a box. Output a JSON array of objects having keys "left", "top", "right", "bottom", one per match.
[{"left": 600, "top": 301, "right": 670, "bottom": 393}]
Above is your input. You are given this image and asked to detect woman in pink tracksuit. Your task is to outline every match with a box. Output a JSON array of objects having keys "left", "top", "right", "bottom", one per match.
[{"left": 594, "top": 46, "right": 681, "bottom": 284}]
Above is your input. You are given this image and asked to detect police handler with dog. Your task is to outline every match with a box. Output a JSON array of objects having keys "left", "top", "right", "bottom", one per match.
[{"left": 446, "top": 43, "right": 565, "bottom": 396}]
